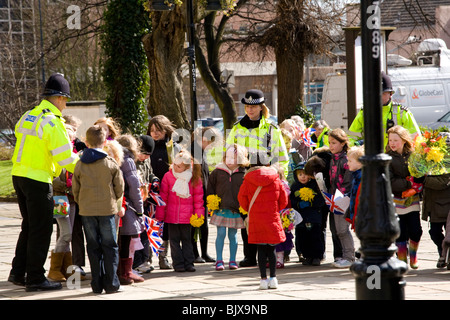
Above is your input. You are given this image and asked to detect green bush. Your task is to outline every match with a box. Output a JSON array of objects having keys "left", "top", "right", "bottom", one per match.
[{"left": 0, "top": 160, "right": 15, "bottom": 197}]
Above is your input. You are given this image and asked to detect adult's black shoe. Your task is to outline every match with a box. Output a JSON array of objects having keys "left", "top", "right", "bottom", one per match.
[
  {"left": 202, "top": 255, "right": 216, "bottom": 263},
  {"left": 8, "top": 273, "right": 25, "bottom": 286},
  {"left": 25, "top": 279, "right": 63, "bottom": 292},
  {"left": 238, "top": 259, "right": 257, "bottom": 267}
]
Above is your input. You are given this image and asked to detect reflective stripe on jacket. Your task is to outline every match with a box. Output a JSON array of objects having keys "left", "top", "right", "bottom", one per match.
[{"left": 11, "top": 100, "right": 79, "bottom": 183}]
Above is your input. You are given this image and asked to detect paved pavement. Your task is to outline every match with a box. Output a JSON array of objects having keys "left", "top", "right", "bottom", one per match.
[{"left": 1, "top": 201, "right": 450, "bottom": 302}]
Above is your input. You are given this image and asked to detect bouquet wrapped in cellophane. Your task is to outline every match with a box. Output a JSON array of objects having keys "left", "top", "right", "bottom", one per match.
[
  {"left": 279, "top": 208, "right": 303, "bottom": 232},
  {"left": 408, "top": 130, "right": 449, "bottom": 178}
]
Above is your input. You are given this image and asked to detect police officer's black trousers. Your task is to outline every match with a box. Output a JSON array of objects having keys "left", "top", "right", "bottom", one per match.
[{"left": 11, "top": 176, "right": 54, "bottom": 285}]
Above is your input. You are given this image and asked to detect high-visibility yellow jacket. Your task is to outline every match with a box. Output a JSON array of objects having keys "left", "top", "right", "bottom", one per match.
[
  {"left": 348, "top": 101, "right": 421, "bottom": 148},
  {"left": 226, "top": 116, "right": 289, "bottom": 177},
  {"left": 11, "top": 100, "right": 79, "bottom": 184}
]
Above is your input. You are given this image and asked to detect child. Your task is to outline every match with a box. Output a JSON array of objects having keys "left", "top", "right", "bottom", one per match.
[
  {"left": 48, "top": 125, "right": 79, "bottom": 282},
  {"left": 94, "top": 117, "right": 121, "bottom": 141},
  {"left": 207, "top": 144, "right": 248, "bottom": 271},
  {"left": 387, "top": 125, "right": 423, "bottom": 269},
  {"left": 147, "top": 115, "right": 181, "bottom": 269},
  {"left": 116, "top": 134, "right": 146, "bottom": 284},
  {"left": 290, "top": 162, "right": 325, "bottom": 266},
  {"left": 134, "top": 135, "right": 160, "bottom": 273},
  {"left": 328, "top": 128, "right": 354, "bottom": 268},
  {"left": 155, "top": 149, "right": 204, "bottom": 272},
  {"left": 345, "top": 146, "right": 364, "bottom": 231},
  {"left": 62, "top": 115, "right": 87, "bottom": 278},
  {"left": 72, "top": 125, "right": 124, "bottom": 294},
  {"left": 238, "top": 153, "right": 288, "bottom": 290}
]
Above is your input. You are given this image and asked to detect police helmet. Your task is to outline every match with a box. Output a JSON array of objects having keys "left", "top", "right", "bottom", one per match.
[
  {"left": 381, "top": 71, "right": 394, "bottom": 94},
  {"left": 42, "top": 73, "right": 71, "bottom": 99}
]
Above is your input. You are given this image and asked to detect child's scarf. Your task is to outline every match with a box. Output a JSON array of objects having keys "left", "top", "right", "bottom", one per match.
[{"left": 172, "top": 169, "right": 192, "bottom": 198}]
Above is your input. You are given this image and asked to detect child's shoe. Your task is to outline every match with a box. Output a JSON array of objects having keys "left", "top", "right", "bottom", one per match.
[
  {"left": 229, "top": 261, "right": 238, "bottom": 270},
  {"left": 268, "top": 277, "right": 278, "bottom": 289},
  {"left": 276, "top": 261, "right": 284, "bottom": 269},
  {"left": 259, "top": 279, "right": 269, "bottom": 290},
  {"left": 215, "top": 260, "right": 224, "bottom": 271},
  {"left": 333, "top": 259, "right": 352, "bottom": 268}
]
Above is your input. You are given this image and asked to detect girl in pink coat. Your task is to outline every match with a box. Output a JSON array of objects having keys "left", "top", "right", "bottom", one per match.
[{"left": 155, "top": 150, "right": 204, "bottom": 272}]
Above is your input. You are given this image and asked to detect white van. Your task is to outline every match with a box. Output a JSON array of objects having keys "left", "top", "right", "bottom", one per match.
[{"left": 390, "top": 69, "right": 450, "bottom": 127}]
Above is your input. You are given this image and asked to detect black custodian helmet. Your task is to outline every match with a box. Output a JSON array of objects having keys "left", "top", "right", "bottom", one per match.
[
  {"left": 42, "top": 73, "right": 71, "bottom": 99},
  {"left": 381, "top": 71, "right": 394, "bottom": 93}
]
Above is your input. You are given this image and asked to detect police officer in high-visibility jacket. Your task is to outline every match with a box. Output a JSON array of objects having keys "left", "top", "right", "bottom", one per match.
[
  {"left": 348, "top": 72, "right": 421, "bottom": 149},
  {"left": 8, "top": 73, "right": 79, "bottom": 292},
  {"left": 225, "top": 89, "right": 288, "bottom": 268}
]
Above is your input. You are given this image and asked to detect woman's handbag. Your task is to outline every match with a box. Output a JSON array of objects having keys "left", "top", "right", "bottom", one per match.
[{"left": 244, "top": 186, "right": 262, "bottom": 233}]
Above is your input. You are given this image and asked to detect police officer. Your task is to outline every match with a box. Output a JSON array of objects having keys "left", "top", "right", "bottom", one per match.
[
  {"left": 348, "top": 72, "right": 421, "bottom": 148},
  {"left": 8, "top": 73, "right": 79, "bottom": 291},
  {"left": 226, "top": 89, "right": 289, "bottom": 267}
]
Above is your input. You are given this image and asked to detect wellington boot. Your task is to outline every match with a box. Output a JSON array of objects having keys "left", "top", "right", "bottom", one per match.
[
  {"left": 48, "top": 251, "right": 67, "bottom": 282},
  {"left": 409, "top": 240, "right": 420, "bottom": 269},
  {"left": 395, "top": 241, "right": 408, "bottom": 264},
  {"left": 119, "top": 258, "right": 144, "bottom": 284},
  {"left": 118, "top": 258, "right": 133, "bottom": 285}
]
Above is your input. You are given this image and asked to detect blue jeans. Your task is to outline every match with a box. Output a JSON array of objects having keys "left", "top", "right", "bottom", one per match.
[{"left": 82, "top": 215, "right": 119, "bottom": 293}]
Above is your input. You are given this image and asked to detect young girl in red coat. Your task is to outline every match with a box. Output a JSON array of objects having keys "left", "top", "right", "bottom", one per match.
[
  {"left": 155, "top": 149, "right": 204, "bottom": 272},
  {"left": 238, "top": 153, "right": 288, "bottom": 290}
]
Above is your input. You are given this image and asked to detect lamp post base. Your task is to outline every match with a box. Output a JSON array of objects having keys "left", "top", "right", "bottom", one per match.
[{"left": 351, "top": 254, "right": 408, "bottom": 300}]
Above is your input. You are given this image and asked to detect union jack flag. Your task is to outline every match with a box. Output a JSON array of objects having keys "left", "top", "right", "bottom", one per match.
[
  {"left": 302, "top": 127, "right": 317, "bottom": 148},
  {"left": 322, "top": 191, "right": 346, "bottom": 215},
  {"left": 143, "top": 215, "right": 163, "bottom": 256},
  {"left": 146, "top": 192, "right": 166, "bottom": 218}
]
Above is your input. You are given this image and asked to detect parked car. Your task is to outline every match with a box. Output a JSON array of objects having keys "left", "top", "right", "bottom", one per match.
[
  {"left": 428, "top": 111, "right": 450, "bottom": 130},
  {"left": 199, "top": 118, "right": 222, "bottom": 127}
]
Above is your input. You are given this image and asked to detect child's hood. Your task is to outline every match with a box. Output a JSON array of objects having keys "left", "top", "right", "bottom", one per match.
[
  {"left": 244, "top": 166, "right": 279, "bottom": 187},
  {"left": 80, "top": 148, "right": 108, "bottom": 164}
]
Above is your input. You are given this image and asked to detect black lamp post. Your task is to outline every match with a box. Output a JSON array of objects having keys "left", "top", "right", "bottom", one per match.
[
  {"left": 185, "top": 0, "right": 198, "bottom": 128},
  {"left": 349, "top": 0, "right": 408, "bottom": 300}
]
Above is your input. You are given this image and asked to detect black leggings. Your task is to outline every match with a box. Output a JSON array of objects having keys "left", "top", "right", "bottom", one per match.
[{"left": 257, "top": 244, "right": 276, "bottom": 279}]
